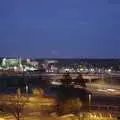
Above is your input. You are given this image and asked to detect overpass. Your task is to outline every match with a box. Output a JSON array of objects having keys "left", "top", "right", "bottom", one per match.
[{"left": 44, "top": 73, "right": 103, "bottom": 81}]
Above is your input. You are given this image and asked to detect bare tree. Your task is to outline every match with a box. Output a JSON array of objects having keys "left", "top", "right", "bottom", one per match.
[{"left": 0, "top": 88, "right": 28, "bottom": 120}]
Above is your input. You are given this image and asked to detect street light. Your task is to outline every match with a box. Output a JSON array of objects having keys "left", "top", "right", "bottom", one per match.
[
  {"left": 25, "top": 85, "right": 28, "bottom": 94},
  {"left": 88, "top": 94, "right": 92, "bottom": 111},
  {"left": 23, "top": 71, "right": 30, "bottom": 94}
]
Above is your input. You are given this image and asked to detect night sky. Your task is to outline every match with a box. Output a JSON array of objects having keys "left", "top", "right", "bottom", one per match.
[{"left": 0, "top": 0, "right": 120, "bottom": 58}]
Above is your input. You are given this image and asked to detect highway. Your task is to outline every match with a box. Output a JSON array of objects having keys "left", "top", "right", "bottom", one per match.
[
  {"left": 48, "top": 72, "right": 120, "bottom": 96},
  {"left": 50, "top": 79, "right": 120, "bottom": 97},
  {"left": 86, "top": 83, "right": 120, "bottom": 96}
]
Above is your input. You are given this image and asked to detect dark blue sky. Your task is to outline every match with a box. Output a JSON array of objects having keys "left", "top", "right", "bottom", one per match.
[{"left": 0, "top": 0, "right": 120, "bottom": 58}]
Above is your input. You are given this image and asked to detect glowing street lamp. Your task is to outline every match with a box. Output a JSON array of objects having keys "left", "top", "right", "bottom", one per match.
[{"left": 88, "top": 94, "right": 92, "bottom": 111}]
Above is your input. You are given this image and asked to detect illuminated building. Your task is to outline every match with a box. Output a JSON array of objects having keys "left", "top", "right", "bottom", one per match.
[{"left": 1, "top": 58, "right": 22, "bottom": 68}]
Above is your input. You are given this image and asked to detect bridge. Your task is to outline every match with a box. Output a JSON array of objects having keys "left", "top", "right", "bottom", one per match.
[{"left": 43, "top": 73, "right": 103, "bottom": 81}]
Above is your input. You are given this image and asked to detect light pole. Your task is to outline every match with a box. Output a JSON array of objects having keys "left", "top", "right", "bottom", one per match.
[
  {"left": 23, "top": 71, "right": 30, "bottom": 94},
  {"left": 88, "top": 94, "right": 91, "bottom": 111},
  {"left": 25, "top": 85, "right": 28, "bottom": 94}
]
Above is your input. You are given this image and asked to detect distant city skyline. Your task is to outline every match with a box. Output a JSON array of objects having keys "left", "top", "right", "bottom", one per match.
[{"left": 0, "top": 0, "right": 120, "bottom": 58}]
